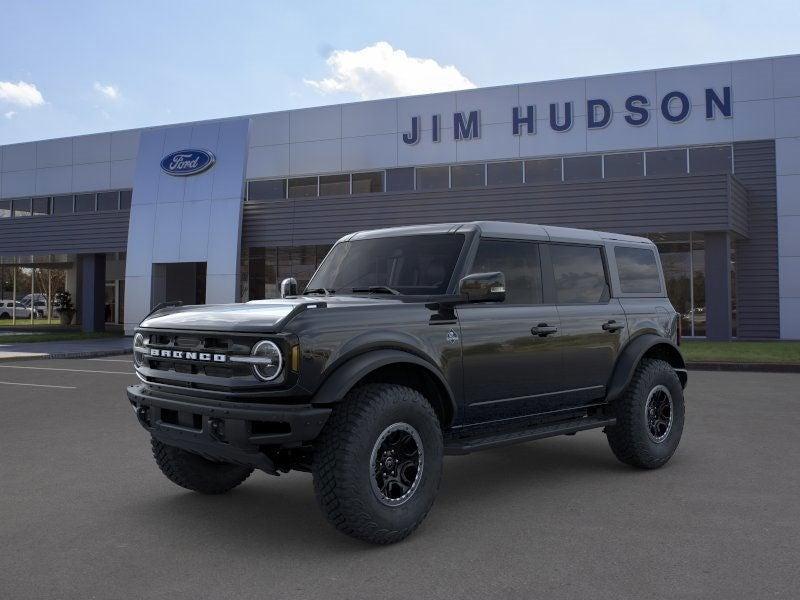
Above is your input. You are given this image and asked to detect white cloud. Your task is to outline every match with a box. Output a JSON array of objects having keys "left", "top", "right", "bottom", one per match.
[
  {"left": 4, "top": 110, "right": 17, "bottom": 119},
  {"left": 0, "top": 80, "right": 44, "bottom": 107},
  {"left": 304, "top": 41, "right": 475, "bottom": 100},
  {"left": 94, "top": 82, "right": 121, "bottom": 100}
]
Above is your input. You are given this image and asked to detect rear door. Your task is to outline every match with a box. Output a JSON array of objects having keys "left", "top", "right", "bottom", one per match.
[
  {"left": 548, "top": 243, "right": 626, "bottom": 408},
  {"left": 458, "top": 238, "right": 563, "bottom": 424}
]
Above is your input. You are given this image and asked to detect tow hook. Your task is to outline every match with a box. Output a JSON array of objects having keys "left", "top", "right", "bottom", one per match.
[
  {"left": 135, "top": 406, "right": 150, "bottom": 427},
  {"left": 209, "top": 418, "right": 226, "bottom": 441}
]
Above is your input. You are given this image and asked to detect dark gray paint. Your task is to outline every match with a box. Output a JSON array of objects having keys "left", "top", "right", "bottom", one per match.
[
  {"left": 0, "top": 210, "right": 130, "bottom": 256},
  {"left": 731, "top": 141, "right": 779, "bottom": 339},
  {"left": 80, "top": 253, "right": 106, "bottom": 333}
]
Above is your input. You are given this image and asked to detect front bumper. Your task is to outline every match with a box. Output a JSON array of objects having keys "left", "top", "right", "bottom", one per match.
[{"left": 127, "top": 384, "right": 331, "bottom": 473}]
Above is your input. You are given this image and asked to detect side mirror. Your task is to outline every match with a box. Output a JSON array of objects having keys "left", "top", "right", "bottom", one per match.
[
  {"left": 458, "top": 272, "right": 506, "bottom": 303},
  {"left": 280, "top": 277, "right": 298, "bottom": 298}
]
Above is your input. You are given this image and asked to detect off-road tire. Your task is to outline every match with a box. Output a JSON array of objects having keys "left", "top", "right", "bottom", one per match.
[
  {"left": 312, "top": 383, "right": 443, "bottom": 544},
  {"left": 151, "top": 438, "right": 253, "bottom": 494},
  {"left": 606, "top": 358, "right": 685, "bottom": 469}
]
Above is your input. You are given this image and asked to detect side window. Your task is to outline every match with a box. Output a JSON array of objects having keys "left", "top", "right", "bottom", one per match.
[
  {"left": 615, "top": 246, "right": 662, "bottom": 293},
  {"left": 470, "top": 239, "right": 542, "bottom": 304},
  {"left": 550, "top": 244, "right": 609, "bottom": 304}
]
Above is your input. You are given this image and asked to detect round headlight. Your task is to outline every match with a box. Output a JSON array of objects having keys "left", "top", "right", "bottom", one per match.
[
  {"left": 133, "top": 333, "right": 145, "bottom": 368},
  {"left": 251, "top": 340, "right": 283, "bottom": 381}
]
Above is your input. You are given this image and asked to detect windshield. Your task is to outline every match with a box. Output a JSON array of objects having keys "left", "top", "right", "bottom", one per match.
[{"left": 306, "top": 233, "right": 465, "bottom": 295}]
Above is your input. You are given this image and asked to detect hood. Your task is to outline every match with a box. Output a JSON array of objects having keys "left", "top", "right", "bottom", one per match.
[{"left": 138, "top": 295, "right": 406, "bottom": 332}]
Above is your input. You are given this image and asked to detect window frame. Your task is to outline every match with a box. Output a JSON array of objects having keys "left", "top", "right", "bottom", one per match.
[
  {"left": 464, "top": 237, "right": 546, "bottom": 306},
  {"left": 607, "top": 242, "right": 666, "bottom": 298},
  {"left": 546, "top": 241, "right": 612, "bottom": 306}
]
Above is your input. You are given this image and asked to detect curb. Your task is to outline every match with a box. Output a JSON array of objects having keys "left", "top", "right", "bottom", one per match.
[
  {"left": 687, "top": 361, "right": 800, "bottom": 373},
  {"left": 0, "top": 349, "right": 132, "bottom": 363}
]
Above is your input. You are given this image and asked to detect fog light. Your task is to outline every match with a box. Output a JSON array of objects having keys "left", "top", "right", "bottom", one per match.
[{"left": 250, "top": 340, "right": 283, "bottom": 381}]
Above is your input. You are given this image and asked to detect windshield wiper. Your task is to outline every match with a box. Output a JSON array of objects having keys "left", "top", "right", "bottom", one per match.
[
  {"left": 304, "top": 287, "right": 335, "bottom": 296},
  {"left": 350, "top": 286, "right": 401, "bottom": 295}
]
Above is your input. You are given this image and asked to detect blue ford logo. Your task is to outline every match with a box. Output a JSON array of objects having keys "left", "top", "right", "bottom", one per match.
[{"left": 160, "top": 149, "right": 215, "bottom": 176}]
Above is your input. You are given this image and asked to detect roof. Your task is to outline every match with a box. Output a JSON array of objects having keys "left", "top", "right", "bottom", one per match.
[{"left": 344, "top": 221, "right": 653, "bottom": 246}]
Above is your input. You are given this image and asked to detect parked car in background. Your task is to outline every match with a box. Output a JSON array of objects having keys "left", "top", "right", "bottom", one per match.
[
  {"left": 20, "top": 294, "right": 49, "bottom": 318},
  {"left": 0, "top": 301, "right": 32, "bottom": 320}
]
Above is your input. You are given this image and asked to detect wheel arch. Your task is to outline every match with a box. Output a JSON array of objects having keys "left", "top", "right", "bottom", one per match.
[
  {"left": 606, "top": 334, "right": 687, "bottom": 402},
  {"left": 311, "top": 349, "right": 457, "bottom": 427}
]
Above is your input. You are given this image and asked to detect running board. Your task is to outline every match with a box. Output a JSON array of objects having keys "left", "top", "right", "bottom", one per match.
[{"left": 444, "top": 416, "right": 616, "bottom": 455}]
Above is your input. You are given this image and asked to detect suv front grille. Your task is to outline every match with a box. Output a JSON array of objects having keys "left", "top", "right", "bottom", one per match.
[{"left": 140, "top": 333, "right": 254, "bottom": 379}]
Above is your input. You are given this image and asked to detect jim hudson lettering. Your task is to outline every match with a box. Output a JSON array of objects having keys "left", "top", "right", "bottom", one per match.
[{"left": 402, "top": 86, "right": 732, "bottom": 145}]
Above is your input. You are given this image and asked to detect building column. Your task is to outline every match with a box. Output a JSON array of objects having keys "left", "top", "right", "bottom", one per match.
[
  {"left": 704, "top": 232, "right": 732, "bottom": 341},
  {"left": 80, "top": 253, "right": 106, "bottom": 332}
]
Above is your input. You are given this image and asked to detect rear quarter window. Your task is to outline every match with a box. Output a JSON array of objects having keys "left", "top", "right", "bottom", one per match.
[{"left": 614, "top": 246, "right": 662, "bottom": 294}]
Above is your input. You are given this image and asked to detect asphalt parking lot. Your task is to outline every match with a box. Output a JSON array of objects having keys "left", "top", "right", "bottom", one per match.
[{"left": 1, "top": 359, "right": 798, "bottom": 600}]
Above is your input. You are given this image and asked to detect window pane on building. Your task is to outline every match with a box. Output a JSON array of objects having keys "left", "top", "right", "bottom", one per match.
[
  {"left": 120, "top": 190, "right": 132, "bottom": 210},
  {"left": 288, "top": 177, "right": 317, "bottom": 198},
  {"left": 646, "top": 149, "right": 687, "bottom": 176},
  {"left": 13, "top": 198, "right": 32, "bottom": 217},
  {"left": 0, "top": 200, "right": 10, "bottom": 218},
  {"left": 248, "top": 179, "right": 286, "bottom": 201},
  {"left": 319, "top": 174, "right": 350, "bottom": 196},
  {"left": 32, "top": 197, "right": 50, "bottom": 216},
  {"left": 352, "top": 171, "right": 384, "bottom": 194},
  {"left": 487, "top": 161, "right": 523, "bottom": 186},
  {"left": 604, "top": 152, "right": 644, "bottom": 178},
  {"left": 74, "top": 194, "right": 96, "bottom": 212},
  {"left": 550, "top": 244, "right": 609, "bottom": 304},
  {"left": 524, "top": 158, "right": 562, "bottom": 184},
  {"left": 690, "top": 145, "right": 732, "bottom": 174},
  {"left": 471, "top": 240, "right": 542, "bottom": 304},
  {"left": 692, "top": 233, "right": 706, "bottom": 337},
  {"left": 98, "top": 191, "right": 119, "bottom": 211},
  {"left": 451, "top": 163, "right": 485, "bottom": 188},
  {"left": 615, "top": 247, "right": 662, "bottom": 293},
  {"left": 416, "top": 166, "right": 449, "bottom": 191},
  {"left": 563, "top": 155, "right": 602, "bottom": 181},
  {"left": 52, "top": 195, "right": 74, "bottom": 214},
  {"left": 386, "top": 167, "right": 415, "bottom": 192}
]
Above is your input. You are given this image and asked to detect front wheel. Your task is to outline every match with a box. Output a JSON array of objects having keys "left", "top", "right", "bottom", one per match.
[
  {"left": 312, "top": 383, "right": 443, "bottom": 544},
  {"left": 605, "top": 358, "right": 685, "bottom": 469}
]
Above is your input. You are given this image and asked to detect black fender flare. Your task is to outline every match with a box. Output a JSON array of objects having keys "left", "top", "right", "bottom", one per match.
[
  {"left": 311, "top": 349, "right": 457, "bottom": 426},
  {"left": 606, "top": 334, "right": 687, "bottom": 402}
]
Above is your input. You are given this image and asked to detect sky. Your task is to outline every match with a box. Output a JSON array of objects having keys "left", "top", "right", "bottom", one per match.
[{"left": 1, "top": 0, "right": 799, "bottom": 145}]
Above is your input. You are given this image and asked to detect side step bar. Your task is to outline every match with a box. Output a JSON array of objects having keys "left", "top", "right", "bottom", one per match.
[{"left": 444, "top": 416, "right": 616, "bottom": 455}]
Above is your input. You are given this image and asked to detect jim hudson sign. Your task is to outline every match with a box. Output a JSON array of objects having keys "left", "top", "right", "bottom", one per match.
[{"left": 401, "top": 86, "right": 732, "bottom": 145}]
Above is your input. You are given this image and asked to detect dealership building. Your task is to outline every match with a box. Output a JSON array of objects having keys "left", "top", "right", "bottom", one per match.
[{"left": 1, "top": 54, "right": 799, "bottom": 340}]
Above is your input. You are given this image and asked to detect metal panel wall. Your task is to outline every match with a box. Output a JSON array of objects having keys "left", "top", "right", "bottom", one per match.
[
  {"left": 0, "top": 210, "right": 130, "bottom": 256},
  {"left": 242, "top": 173, "right": 745, "bottom": 248},
  {"left": 732, "top": 140, "right": 780, "bottom": 339}
]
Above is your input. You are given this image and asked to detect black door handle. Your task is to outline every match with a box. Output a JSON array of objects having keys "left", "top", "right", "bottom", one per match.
[
  {"left": 602, "top": 320, "right": 625, "bottom": 332},
  {"left": 531, "top": 323, "right": 558, "bottom": 337}
]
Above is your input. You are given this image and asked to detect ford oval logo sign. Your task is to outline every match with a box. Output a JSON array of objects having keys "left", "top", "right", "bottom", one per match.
[{"left": 160, "top": 149, "right": 215, "bottom": 176}]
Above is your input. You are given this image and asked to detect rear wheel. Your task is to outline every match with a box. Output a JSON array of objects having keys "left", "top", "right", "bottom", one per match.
[
  {"left": 605, "top": 358, "right": 685, "bottom": 469},
  {"left": 151, "top": 438, "right": 253, "bottom": 494},
  {"left": 312, "top": 383, "right": 443, "bottom": 544}
]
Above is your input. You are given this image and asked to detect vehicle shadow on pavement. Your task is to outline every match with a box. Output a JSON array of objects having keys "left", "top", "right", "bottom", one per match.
[{"left": 126, "top": 434, "right": 636, "bottom": 552}]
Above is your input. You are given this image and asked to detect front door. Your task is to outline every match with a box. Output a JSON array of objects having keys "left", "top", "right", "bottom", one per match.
[
  {"left": 549, "top": 243, "right": 625, "bottom": 408},
  {"left": 458, "top": 239, "right": 563, "bottom": 424}
]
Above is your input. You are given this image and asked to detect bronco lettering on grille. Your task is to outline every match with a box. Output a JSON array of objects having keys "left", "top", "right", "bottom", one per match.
[{"left": 149, "top": 349, "right": 228, "bottom": 362}]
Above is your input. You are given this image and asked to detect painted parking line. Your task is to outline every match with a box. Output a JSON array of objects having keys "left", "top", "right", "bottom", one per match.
[
  {"left": 0, "top": 380, "right": 77, "bottom": 389},
  {"left": 0, "top": 365, "right": 132, "bottom": 375}
]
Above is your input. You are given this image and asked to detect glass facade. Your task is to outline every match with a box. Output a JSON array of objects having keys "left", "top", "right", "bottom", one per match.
[
  {"left": 241, "top": 244, "right": 333, "bottom": 301},
  {"left": 0, "top": 256, "right": 76, "bottom": 327}
]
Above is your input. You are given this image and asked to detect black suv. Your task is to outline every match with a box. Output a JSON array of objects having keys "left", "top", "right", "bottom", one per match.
[{"left": 128, "top": 221, "right": 687, "bottom": 544}]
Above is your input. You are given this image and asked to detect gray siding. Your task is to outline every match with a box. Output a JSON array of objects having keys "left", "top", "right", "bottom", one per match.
[
  {"left": 0, "top": 210, "right": 130, "bottom": 256},
  {"left": 243, "top": 173, "right": 745, "bottom": 248},
  {"left": 732, "top": 140, "right": 780, "bottom": 339},
  {"left": 729, "top": 177, "right": 750, "bottom": 238}
]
